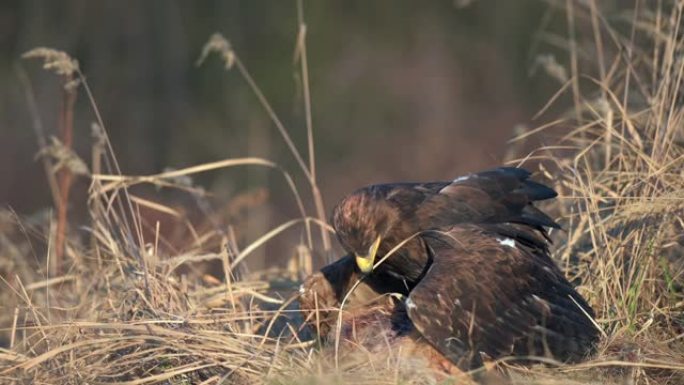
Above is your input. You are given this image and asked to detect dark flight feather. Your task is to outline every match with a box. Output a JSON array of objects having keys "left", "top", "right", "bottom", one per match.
[{"left": 406, "top": 224, "right": 597, "bottom": 369}]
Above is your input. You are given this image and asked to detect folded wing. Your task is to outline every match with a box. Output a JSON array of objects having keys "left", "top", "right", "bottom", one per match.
[
  {"left": 415, "top": 167, "right": 560, "bottom": 231},
  {"left": 405, "top": 224, "right": 598, "bottom": 370}
]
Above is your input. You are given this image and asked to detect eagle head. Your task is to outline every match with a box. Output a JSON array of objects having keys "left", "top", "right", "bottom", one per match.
[{"left": 332, "top": 188, "right": 398, "bottom": 274}]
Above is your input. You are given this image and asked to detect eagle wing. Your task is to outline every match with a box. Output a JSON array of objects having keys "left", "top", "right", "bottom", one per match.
[
  {"left": 415, "top": 167, "right": 560, "bottom": 231},
  {"left": 405, "top": 224, "right": 598, "bottom": 370}
]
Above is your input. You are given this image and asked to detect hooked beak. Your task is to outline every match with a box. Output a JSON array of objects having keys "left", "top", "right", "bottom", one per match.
[{"left": 355, "top": 236, "right": 381, "bottom": 274}]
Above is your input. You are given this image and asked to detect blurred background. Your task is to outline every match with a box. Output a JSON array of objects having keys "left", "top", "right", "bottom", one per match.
[{"left": 0, "top": 0, "right": 591, "bottom": 270}]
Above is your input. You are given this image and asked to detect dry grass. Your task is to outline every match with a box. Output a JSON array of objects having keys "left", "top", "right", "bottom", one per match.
[{"left": 1, "top": 1, "right": 684, "bottom": 384}]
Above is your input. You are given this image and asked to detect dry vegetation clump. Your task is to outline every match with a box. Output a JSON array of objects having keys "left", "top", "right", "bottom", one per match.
[
  {"left": 1, "top": 1, "right": 684, "bottom": 385},
  {"left": 505, "top": 0, "right": 684, "bottom": 383}
]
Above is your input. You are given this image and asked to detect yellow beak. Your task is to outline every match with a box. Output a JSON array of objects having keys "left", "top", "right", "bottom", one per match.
[{"left": 355, "top": 236, "right": 381, "bottom": 274}]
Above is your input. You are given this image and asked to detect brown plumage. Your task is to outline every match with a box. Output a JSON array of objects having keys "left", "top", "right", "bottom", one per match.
[{"left": 300, "top": 167, "right": 599, "bottom": 371}]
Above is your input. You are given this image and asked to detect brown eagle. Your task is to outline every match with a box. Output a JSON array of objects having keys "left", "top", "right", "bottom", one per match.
[{"left": 299, "top": 167, "right": 599, "bottom": 371}]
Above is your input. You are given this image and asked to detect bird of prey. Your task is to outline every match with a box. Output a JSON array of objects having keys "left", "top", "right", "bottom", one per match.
[{"left": 299, "top": 167, "right": 599, "bottom": 371}]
